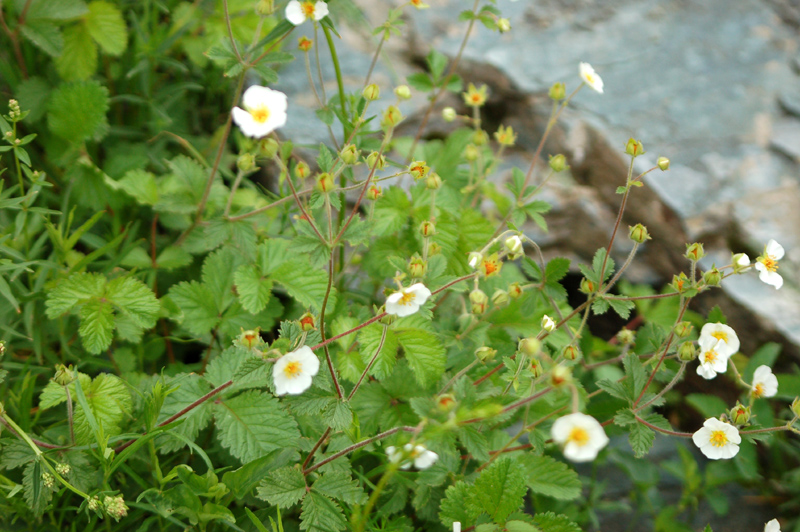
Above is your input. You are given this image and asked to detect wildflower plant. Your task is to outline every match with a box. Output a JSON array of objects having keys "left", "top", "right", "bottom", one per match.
[{"left": 0, "top": 1, "right": 798, "bottom": 531}]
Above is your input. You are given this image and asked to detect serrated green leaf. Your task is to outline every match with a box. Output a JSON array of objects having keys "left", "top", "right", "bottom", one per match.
[
  {"left": 213, "top": 390, "right": 300, "bottom": 463},
  {"left": 112, "top": 169, "right": 158, "bottom": 205},
  {"left": 168, "top": 281, "right": 219, "bottom": 336},
  {"left": 78, "top": 298, "right": 114, "bottom": 353},
  {"left": 256, "top": 466, "right": 306, "bottom": 508},
  {"left": 545, "top": 257, "right": 570, "bottom": 282},
  {"left": 106, "top": 276, "right": 160, "bottom": 328},
  {"left": 591, "top": 298, "right": 610, "bottom": 315},
  {"left": 73, "top": 373, "right": 132, "bottom": 444},
  {"left": 357, "top": 324, "right": 397, "bottom": 379},
  {"left": 312, "top": 471, "right": 367, "bottom": 505},
  {"left": 322, "top": 400, "right": 353, "bottom": 431},
  {"left": 459, "top": 426, "right": 490, "bottom": 462},
  {"left": 607, "top": 298, "right": 635, "bottom": 319},
  {"left": 45, "top": 272, "right": 105, "bottom": 317},
  {"left": 596, "top": 379, "right": 627, "bottom": 401},
  {"left": 613, "top": 408, "right": 637, "bottom": 427},
  {"left": 372, "top": 187, "right": 410, "bottom": 236},
  {"left": 468, "top": 457, "right": 527, "bottom": 524},
  {"left": 533, "top": 512, "right": 581, "bottom": 532},
  {"left": 20, "top": 21, "right": 63, "bottom": 57},
  {"left": 234, "top": 264, "right": 273, "bottom": 314},
  {"left": 27, "top": 0, "right": 89, "bottom": 20},
  {"left": 86, "top": 1, "right": 127, "bottom": 55},
  {"left": 300, "top": 490, "right": 347, "bottom": 532},
  {"left": 629, "top": 422, "right": 655, "bottom": 458},
  {"left": 157, "top": 374, "right": 214, "bottom": 454},
  {"left": 23, "top": 460, "right": 51, "bottom": 517},
  {"left": 395, "top": 328, "right": 445, "bottom": 388},
  {"left": 48, "top": 80, "right": 108, "bottom": 141},
  {"left": 272, "top": 260, "right": 334, "bottom": 311},
  {"left": 522, "top": 454, "right": 582, "bottom": 500},
  {"left": 623, "top": 353, "right": 647, "bottom": 402},
  {"left": 591, "top": 247, "right": 615, "bottom": 283},
  {"left": 55, "top": 24, "right": 98, "bottom": 81},
  {"left": 439, "top": 480, "right": 476, "bottom": 528},
  {"left": 505, "top": 522, "right": 541, "bottom": 532}
]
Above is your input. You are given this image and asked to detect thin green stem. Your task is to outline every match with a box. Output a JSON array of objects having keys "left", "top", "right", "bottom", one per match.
[
  {"left": 323, "top": 24, "right": 348, "bottom": 138},
  {"left": 349, "top": 325, "right": 388, "bottom": 400}
]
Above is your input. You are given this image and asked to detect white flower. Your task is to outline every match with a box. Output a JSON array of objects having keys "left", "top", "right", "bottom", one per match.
[
  {"left": 467, "top": 252, "right": 482, "bottom": 269},
  {"left": 541, "top": 314, "right": 556, "bottom": 332},
  {"left": 453, "top": 523, "right": 462, "bottom": 532},
  {"left": 385, "top": 283, "right": 431, "bottom": 317},
  {"left": 273, "top": 345, "right": 320, "bottom": 395},
  {"left": 692, "top": 417, "right": 741, "bottom": 459},
  {"left": 285, "top": 0, "right": 328, "bottom": 25},
  {"left": 551, "top": 412, "right": 609, "bottom": 463},
  {"left": 695, "top": 341, "right": 731, "bottom": 380},
  {"left": 386, "top": 443, "right": 438, "bottom": 470},
  {"left": 765, "top": 519, "right": 781, "bottom": 532},
  {"left": 734, "top": 252, "right": 751, "bottom": 271},
  {"left": 232, "top": 85, "right": 288, "bottom": 138},
  {"left": 698, "top": 322, "right": 739, "bottom": 357},
  {"left": 751, "top": 365, "right": 778, "bottom": 398},
  {"left": 504, "top": 235, "right": 523, "bottom": 254},
  {"left": 755, "top": 239, "right": 785, "bottom": 289},
  {"left": 579, "top": 62, "right": 604, "bottom": 94}
]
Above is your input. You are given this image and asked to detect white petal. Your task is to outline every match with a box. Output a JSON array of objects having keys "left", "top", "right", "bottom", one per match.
[
  {"left": 736, "top": 253, "right": 750, "bottom": 266},
  {"left": 579, "top": 62, "right": 604, "bottom": 93},
  {"left": 283, "top": 374, "right": 313, "bottom": 394},
  {"left": 312, "top": 1, "right": 329, "bottom": 20},
  {"left": 759, "top": 268, "right": 784, "bottom": 289},
  {"left": 692, "top": 427, "right": 711, "bottom": 448},
  {"left": 550, "top": 415, "right": 574, "bottom": 444},
  {"left": 765, "top": 519, "right": 781, "bottom": 532},
  {"left": 696, "top": 364, "right": 717, "bottom": 380},
  {"left": 414, "top": 449, "right": 438, "bottom": 469},
  {"left": 766, "top": 239, "right": 785, "bottom": 260},
  {"left": 294, "top": 345, "right": 320, "bottom": 376},
  {"left": 563, "top": 442, "right": 599, "bottom": 463},
  {"left": 285, "top": 1, "right": 306, "bottom": 24},
  {"left": 407, "top": 283, "right": 432, "bottom": 305},
  {"left": 232, "top": 107, "right": 263, "bottom": 138},
  {"left": 454, "top": 523, "right": 462, "bottom": 532}
]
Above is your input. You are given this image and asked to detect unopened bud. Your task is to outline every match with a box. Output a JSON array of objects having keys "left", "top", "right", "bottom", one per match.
[
  {"left": 437, "top": 394, "right": 457, "bottom": 412},
  {"left": 463, "top": 144, "right": 479, "bottom": 162},
  {"left": 237, "top": 153, "right": 256, "bottom": 172},
  {"left": 657, "top": 156, "right": 670, "bottom": 171},
  {"left": 518, "top": 338, "right": 540, "bottom": 356},
  {"left": 729, "top": 403, "right": 751, "bottom": 426},
  {"left": 237, "top": 328, "right": 263, "bottom": 349},
  {"left": 0, "top": 340, "right": 4, "bottom": 356},
  {"left": 550, "top": 365, "right": 571, "bottom": 387},
  {"left": 55, "top": 462, "right": 71, "bottom": 476},
  {"left": 258, "top": 138, "right": 279, "bottom": 158},
  {"left": 366, "top": 151, "right": 386, "bottom": 170},
  {"left": 494, "top": 125, "right": 517, "bottom": 147},
  {"left": 294, "top": 161, "right": 310, "bottom": 179},
  {"left": 470, "top": 289, "right": 488, "bottom": 315},
  {"left": 674, "top": 321, "right": 693, "bottom": 338},
  {"left": 505, "top": 235, "right": 523, "bottom": 254},
  {"left": 541, "top": 315, "right": 556, "bottom": 332},
  {"left": 616, "top": 329, "right": 635, "bottom": 345},
  {"left": 685, "top": 242, "right": 705, "bottom": 261},
  {"left": 497, "top": 17, "right": 511, "bottom": 33},
  {"left": 426, "top": 172, "right": 442, "bottom": 190},
  {"left": 628, "top": 224, "right": 651, "bottom": 244},
  {"left": 579, "top": 277, "right": 596, "bottom": 294},
  {"left": 104, "top": 496, "right": 129, "bottom": 521},
  {"left": 562, "top": 344, "right": 581, "bottom": 361},
  {"left": 379, "top": 310, "right": 397, "bottom": 326},
  {"left": 298, "top": 313, "right": 316, "bottom": 331},
  {"left": 297, "top": 36, "right": 313, "bottom": 52},
  {"left": 408, "top": 160, "right": 429, "bottom": 180},
  {"left": 256, "top": 0, "right": 274, "bottom": 15},
  {"left": 42, "top": 472, "right": 54, "bottom": 489},
  {"left": 791, "top": 397, "right": 800, "bottom": 418},
  {"left": 492, "top": 289, "right": 510, "bottom": 307},
  {"left": 625, "top": 138, "right": 645, "bottom": 158},
  {"left": 428, "top": 242, "right": 442, "bottom": 256},
  {"left": 394, "top": 85, "right": 412, "bottom": 100},
  {"left": 467, "top": 252, "right": 483, "bottom": 269},
  {"left": 671, "top": 272, "right": 691, "bottom": 293},
  {"left": 529, "top": 358, "right": 543, "bottom": 377},
  {"left": 732, "top": 253, "right": 751, "bottom": 273},
  {"left": 677, "top": 341, "right": 697, "bottom": 362},
  {"left": 367, "top": 185, "right": 382, "bottom": 200},
  {"left": 408, "top": 256, "right": 427, "bottom": 278},
  {"left": 508, "top": 282, "right": 522, "bottom": 299},
  {"left": 381, "top": 105, "right": 403, "bottom": 129},
  {"left": 475, "top": 346, "right": 497, "bottom": 363},
  {"left": 419, "top": 220, "right": 435, "bottom": 237},
  {"left": 340, "top": 144, "right": 359, "bottom": 165},
  {"left": 316, "top": 172, "right": 335, "bottom": 193},
  {"left": 363, "top": 83, "right": 381, "bottom": 101},
  {"left": 442, "top": 107, "right": 457, "bottom": 122},
  {"left": 87, "top": 496, "right": 101, "bottom": 511},
  {"left": 549, "top": 82, "right": 566, "bottom": 101},
  {"left": 472, "top": 130, "right": 489, "bottom": 146},
  {"left": 703, "top": 267, "right": 722, "bottom": 287},
  {"left": 53, "top": 364, "right": 76, "bottom": 386},
  {"left": 549, "top": 154, "right": 568, "bottom": 172}
]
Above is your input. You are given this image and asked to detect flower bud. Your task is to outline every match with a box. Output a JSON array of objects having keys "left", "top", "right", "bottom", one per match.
[
  {"left": 381, "top": 105, "right": 403, "bottom": 128},
  {"left": 294, "top": 161, "right": 310, "bottom": 179},
  {"left": 674, "top": 321, "right": 693, "bottom": 338},
  {"left": 237, "top": 153, "right": 256, "bottom": 172},
  {"left": 579, "top": 277, "right": 596, "bottom": 294},
  {"left": 504, "top": 235, "right": 523, "bottom": 254},
  {"left": 316, "top": 172, "right": 335, "bottom": 193},
  {"left": 729, "top": 403, "right": 751, "bottom": 426},
  {"left": 256, "top": 0, "right": 274, "bottom": 15},
  {"left": 657, "top": 156, "right": 670, "bottom": 171},
  {"left": 297, "top": 36, "right": 313, "bottom": 51},
  {"left": 548, "top": 82, "right": 566, "bottom": 101},
  {"left": 549, "top": 154, "right": 568, "bottom": 172},
  {"left": 494, "top": 125, "right": 517, "bottom": 147},
  {"left": 491, "top": 289, "right": 509, "bottom": 307},
  {"left": 529, "top": 358, "right": 543, "bottom": 378},
  {"left": 419, "top": 220, "right": 435, "bottom": 237},
  {"left": 518, "top": 338, "right": 540, "bottom": 356},
  {"left": 104, "top": 496, "right": 129, "bottom": 521},
  {"left": 550, "top": 364, "right": 572, "bottom": 387},
  {"left": 628, "top": 224, "right": 651, "bottom": 244},
  {"left": 562, "top": 344, "right": 581, "bottom": 361},
  {"left": 0, "top": 340, "right": 5, "bottom": 356},
  {"left": 467, "top": 251, "right": 483, "bottom": 269},
  {"left": 87, "top": 496, "right": 100, "bottom": 511},
  {"left": 236, "top": 328, "right": 264, "bottom": 349},
  {"left": 671, "top": 272, "right": 690, "bottom": 293},
  {"left": 428, "top": 242, "right": 442, "bottom": 256},
  {"left": 53, "top": 364, "right": 76, "bottom": 386},
  {"left": 685, "top": 242, "right": 705, "bottom": 261},
  {"left": 475, "top": 346, "right": 497, "bottom": 363},
  {"left": 616, "top": 329, "right": 636, "bottom": 345},
  {"left": 366, "top": 151, "right": 386, "bottom": 170},
  {"left": 677, "top": 341, "right": 697, "bottom": 362},
  {"left": 470, "top": 289, "right": 488, "bottom": 315},
  {"left": 541, "top": 315, "right": 556, "bottom": 332},
  {"left": 379, "top": 310, "right": 397, "bottom": 326},
  {"left": 258, "top": 138, "right": 279, "bottom": 158},
  {"left": 363, "top": 83, "right": 381, "bottom": 101},
  {"left": 408, "top": 256, "right": 427, "bottom": 278},
  {"left": 497, "top": 17, "right": 511, "bottom": 33},
  {"left": 408, "top": 160, "right": 429, "bottom": 180},
  {"left": 426, "top": 172, "right": 442, "bottom": 190},
  {"left": 340, "top": 144, "right": 359, "bottom": 165},
  {"left": 703, "top": 266, "right": 722, "bottom": 287},
  {"left": 472, "top": 129, "right": 489, "bottom": 146},
  {"left": 463, "top": 144, "right": 479, "bottom": 162},
  {"left": 732, "top": 253, "right": 751, "bottom": 273},
  {"left": 55, "top": 462, "right": 71, "bottom": 476},
  {"left": 625, "top": 138, "right": 645, "bottom": 158},
  {"left": 299, "top": 312, "right": 316, "bottom": 331},
  {"left": 508, "top": 282, "right": 522, "bottom": 299},
  {"left": 367, "top": 185, "right": 382, "bottom": 200},
  {"left": 351, "top": 253, "right": 363, "bottom": 265},
  {"left": 394, "top": 85, "right": 412, "bottom": 100},
  {"left": 792, "top": 397, "right": 800, "bottom": 418},
  {"left": 442, "top": 107, "right": 457, "bottom": 122},
  {"left": 42, "top": 472, "right": 54, "bottom": 489},
  {"left": 436, "top": 394, "right": 457, "bottom": 412}
]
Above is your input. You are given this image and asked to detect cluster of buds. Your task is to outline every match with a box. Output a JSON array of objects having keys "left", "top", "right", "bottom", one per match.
[
  {"left": 55, "top": 462, "right": 71, "bottom": 476},
  {"left": 7, "top": 99, "right": 21, "bottom": 121},
  {"left": 470, "top": 289, "right": 488, "bottom": 315},
  {"left": 42, "top": 472, "right": 55, "bottom": 489},
  {"left": 87, "top": 496, "right": 101, "bottom": 511},
  {"left": 104, "top": 495, "right": 129, "bottom": 521},
  {"left": 236, "top": 328, "right": 264, "bottom": 350}
]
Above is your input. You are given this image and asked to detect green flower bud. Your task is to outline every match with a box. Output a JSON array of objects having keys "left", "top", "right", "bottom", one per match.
[
  {"left": 671, "top": 272, "right": 691, "bottom": 293},
  {"left": 366, "top": 151, "right": 386, "bottom": 170},
  {"left": 256, "top": 0, "right": 274, "bottom": 15},
  {"left": 55, "top": 462, "right": 71, "bottom": 476},
  {"left": 504, "top": 235, "right": 523, "bottom": 254},
  {"left": 625, "top": 138, "right": 645, "bottom": 158},
  {"left": 475, "top": 346, "right": 497, "bottom": 363},
  {"left": 562, "top": 344, "right": 581, "bottom": 361},
  {"left": 379, "top": 309, "right": 397, "bottom": 326},
  {"left": 442, "top": 107, "right": 457, "bottom": 122},
  {"left": 428, "top": 242, "right": 442, "bottom": 256},
  {"left": 529, "top": 357, "right": 543, "bottom": 378},
  {"left": 258, "top": 138, "right": 279, "bottom": 158},
  {"left": 463, "top": 144, "right": 479, "bottom": 162},
  {"left": 629, "top": 223, "right": 651, "bottom": 244},
  {"left": 729, "top": 403, "right": 751, "bottom": 426},
  {"left": 657, "top": 156, "right": 670, "bottom": 171},
  {"left": 426, "top": 172, "right": 442, "bottom": 190},
  {"left": 685, "top": 242, "right": 705, "bottom": 261},
  {"left": 436, "top": 394, "right": 457, "bottom": 412},
  {"left": 367, "top": 185, "right": 382, "bottom": 200},
  {"left": 732, "top": 253, "right": 751, "bottom": 273},
  {"left": 497, "top": 17, "right": 511, "bottom": 33},
  {"left": 294, "top": 161, "right": 310, "bottom": 179},
  {"left": 677, "top": 341, "right": 697, "bottom": 362},
  {"left": 674, "top": 321, "right": 693, "bottom": 338},
  {"left": 508, "top": 282, "right": 523, "bottom": 299},
  {"left": 409, "top": 255, "right": 427, "bottom": 278},
  {"left": 316, "top": 172, "right": 335, "bottom": 193},
  {"left": 791, "top": 397, "right": 800, "bottom": 418},
  {"left": 363, "top": 83, "right": 381, "bottom": 101},
  {"left": 549, "top": 153, "right": 568, "bottom": 172},
  {"left": 616, "top": 329, "right": 636, "bottom": 345},
  {"left": 298, "top": 313, "right": 316, "bottom": 331},
  {"left": 472, "top": 130, "right": 489, "bottom": 146},
  {"left": 470, "top": 289, "right": 488, "bottom": 315},
  {"left": 579, "top": 277, "right": 596, "bottom": 294},
  {"left": 394, "top": 85, "right": 412, "bottom": 100},
  {"left": 236, "top": 328, "right": 264, "bottom": 349},
  {"left": 491, "top": 289, "right": 510, "bottom": 307},
  {"left": 518, "top": 337, "right": 541, "bottom": 356},
  {"left": 419, "top": 220, "right": 435, "bottom": 237},
  {"left": 42, "top": 472, "right": 54, "bottom": 489},
  {"left": 550, "top": 364, "right": 572, "bottom": 387},
  {"left": 53, "top": 364, "right": 76, "bottom": 386},
  {"left": 237, "top": 153, "right": 256, "bottom": 172},
  {"left": 549, "top": 82, "right": 566, "bottom": 101},
  {"left": 703, "top": 266, "right": 722, "bottom": 287},
  {"left": 0, "top": 340, "right": 5, "bottom": 357},
  {"left": 381, "top": 105, "right": 403, "bottom": 129},
  {"left": 340, "top": 144, "right": 359, "bottom": 165},
  {"left": 408, "top": 160, "right": 429, "bottom": 180}
]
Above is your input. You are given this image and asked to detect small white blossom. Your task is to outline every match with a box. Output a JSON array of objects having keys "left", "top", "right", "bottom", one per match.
[
  {"left": 692, "top": 417, "right": 741, "bottom": 460},
  {"left": 386, "top": 443, "right": 438, "bottom": 470},
  {"left": 541, "top": 314, "right": 556, "bottom": 332},
  {"left": 755, "top": 239, "right": 785, "bottom": 289},
  {"left": 385, "top": 283, "right": 431, "bottom": 317},
  {"left": 273, "top": 346, "right": 320, "bottom": 396},
  {"left": 751, "top": 365, "right": 778, "bottom": 398},
  {"left": 453, "top": 523, "right": 462, "bottom": 532},
  {"left": 698, "top": 322, "right": 739, "bottom": 357},
  {"left": 551, "top": 412, "right": 609, "bottom": 463},
  {"left": 285, "top": 0, "right": 328, "bottom": 25},
  {"left": 232, "top": 85, "right": 288, "bottom": 138},
  {"left": 765, "top": 519, "right": 781, "bottom": 532},
  {"left": 55, "top": 462, "right": 71, "bottom": 476},
  {"left": 695, "top": 341, "right": 731, "bottom": 380},
  {"left": 579, "top": 62, "right": 604, "bottom": 94}
]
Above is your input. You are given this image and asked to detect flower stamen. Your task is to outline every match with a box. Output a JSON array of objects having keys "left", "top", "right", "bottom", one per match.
[
  {"left": 567, "top": 427, "right": 590, "bottom": 447},
  {"left": 709, "top": 430, "right": 728, "bottom": 447},
  {"left": 283, "top": 361, "right": 303, "bottom": 378}
]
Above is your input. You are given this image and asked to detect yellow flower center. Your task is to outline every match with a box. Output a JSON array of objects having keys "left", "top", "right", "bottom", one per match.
[
  {"left": 759, "top": 256, "right": 778, "bottom": 272},
  {"left": 711, "top": 331, "right": 728, "bottom": 343},
  {"left": 585, "top": 73, "right": 595, "bottom": 84},
  {"left": 483, "top": 260, "right": 498, "bottom": 275},
  {"left": 567, "top": 427, "right": 590, "bottom": 447},
  {"left": 709, "top": 430, "right": 728, "bottom": 447},
  {"left": 470, "top": 93, "right": 482, "bottom": 104},
  {"left": 301, "top": 1, "right": 316, "bottom": 17},
  {"left": 753, "top": 383, "right": 764, "bottom": 398},
  {"left": 283, "top": 361, "right": 303, "bottom": 378},
  {"left": 250, "top": 105, "right": 270, "bottom": 124},
  {"left": 704, "top": 349, "right": 718, "bottom": 364},
  {"left": 399, "top": 291, "right": 416, "bottom": 306}
]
